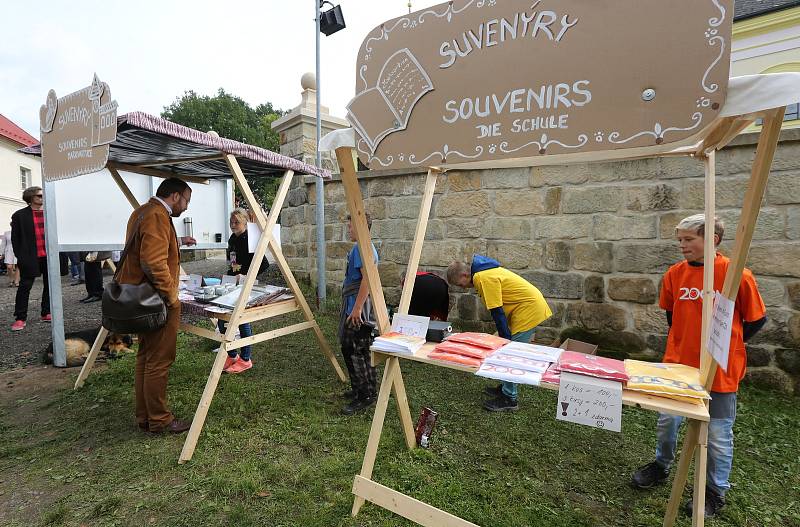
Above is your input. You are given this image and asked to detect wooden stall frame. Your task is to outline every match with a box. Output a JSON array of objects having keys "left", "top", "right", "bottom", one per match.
[
  {"left": 335, "top": 105, "right": 786, "bottom": 527},
  {"left": 73, "top": 158, "right": 346, "bottom": 465}
]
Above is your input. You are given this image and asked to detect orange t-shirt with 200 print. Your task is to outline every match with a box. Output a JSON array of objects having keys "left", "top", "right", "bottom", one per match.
[{"left": 659, "top": 254, "right": 766, "bottom": 393}]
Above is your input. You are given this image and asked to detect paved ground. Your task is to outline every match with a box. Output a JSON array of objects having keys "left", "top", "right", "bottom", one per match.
[{"left": 0, "top": 255, "right": 285, "bottom": 371}]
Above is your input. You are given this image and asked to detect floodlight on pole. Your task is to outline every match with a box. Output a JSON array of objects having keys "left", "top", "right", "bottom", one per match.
[{"left": 319, "top": 1, "right": 346, "bottom": 36}]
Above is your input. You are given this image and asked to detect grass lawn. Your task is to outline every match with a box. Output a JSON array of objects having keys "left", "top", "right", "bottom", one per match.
[{"left": 1, "top": 294, "right": 798, "bottom": 527}]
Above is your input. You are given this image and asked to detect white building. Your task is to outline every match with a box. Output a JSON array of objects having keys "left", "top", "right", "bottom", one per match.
[
  {"left": 0, "top": 113, "right": 41, "bottom": 230},
  {"left": 733, "top": 0, "right": 800, "bottom": 128}
]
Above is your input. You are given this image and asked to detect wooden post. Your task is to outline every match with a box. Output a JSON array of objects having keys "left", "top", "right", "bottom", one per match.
[
  {"left": 663, "top": 420, "right": 701, "bottom": 527},
  {"left": 225, "top": 156, "right": 345, "bottom": 381},
  {"left": 699, "top": 151, "right": 716, "bottom": 379},
  {"left": 75, "top": 168, "right": 141, "bottom": 389},
  {"left": 108, "top": 166, "right": 141, "bottom": 210},
  {"left": 220, "top": 157, "right": 286, "bottom": 342},
  {"left": 691, "top": 423, "right": 709, "bottom": 527},
  {"left": 74, "top": 327, "right": 109, "bottom": 389},
  {"left": 701, "top": 107, "right": 785, "bottom": 388},
  {"left": 352, "top": 356, "right": 401, "bottom": 515},
  {"left": 335, "top": 147, "right": 391, "bottom": 335},
  {"left": 398, "top": 169, "right": 439, "bottom": 315},
  {"left": 179, "top": 341, "right": 230, "bottom": 464},
  {"left": 390, "top": 363, "right": 417, "bottom": 450}
]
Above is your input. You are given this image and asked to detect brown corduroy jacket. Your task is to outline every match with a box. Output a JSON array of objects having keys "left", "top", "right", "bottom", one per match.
[{"left": 117, "top": 198, "right": 180, "bottom": 307}]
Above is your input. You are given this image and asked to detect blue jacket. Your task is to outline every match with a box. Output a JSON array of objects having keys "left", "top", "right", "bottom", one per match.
[{"left": 471, "top": 254, "right": 500, "bottom": 275}]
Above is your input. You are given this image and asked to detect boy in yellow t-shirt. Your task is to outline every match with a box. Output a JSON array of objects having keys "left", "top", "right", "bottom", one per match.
[{"left": 447, "top": 254, "right": 552, "bottom": 411}]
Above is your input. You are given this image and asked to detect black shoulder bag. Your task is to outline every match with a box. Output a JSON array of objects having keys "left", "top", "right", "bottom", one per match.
[{"left": 102, "top": 216, "right": 168, "bottom": 333}]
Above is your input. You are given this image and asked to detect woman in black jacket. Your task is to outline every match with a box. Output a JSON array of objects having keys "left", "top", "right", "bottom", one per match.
[{"left": 219, "top": 208, "right": 269, "bottom": 374}]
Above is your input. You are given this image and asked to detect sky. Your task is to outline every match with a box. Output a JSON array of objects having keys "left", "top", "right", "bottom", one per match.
[{"left": 1, "top": 0, "right": 438, "bottom": 137}]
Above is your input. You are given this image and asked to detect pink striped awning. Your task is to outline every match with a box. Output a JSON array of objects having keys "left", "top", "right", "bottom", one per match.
[{"left": 21, "top": 111, "right": 330, "bottom": 180}]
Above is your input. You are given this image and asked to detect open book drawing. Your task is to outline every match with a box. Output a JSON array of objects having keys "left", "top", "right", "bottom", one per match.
[{"left": 347, "top": 48, "right": 434, "bottom": 154}]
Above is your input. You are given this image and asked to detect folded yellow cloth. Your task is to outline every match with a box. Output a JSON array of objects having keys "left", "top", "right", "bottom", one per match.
[{"left": 624, "top": 360, "right": 710, "bottom": 405}]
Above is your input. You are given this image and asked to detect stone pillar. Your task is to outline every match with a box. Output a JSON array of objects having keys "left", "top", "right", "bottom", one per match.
[{"left": 271, "top": 72, "right": 349, "bottom": 174}]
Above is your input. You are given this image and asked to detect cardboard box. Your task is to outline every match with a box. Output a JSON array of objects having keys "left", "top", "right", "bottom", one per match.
[{"left": 556, "top": 338, "right": 599, "bottom": 356}]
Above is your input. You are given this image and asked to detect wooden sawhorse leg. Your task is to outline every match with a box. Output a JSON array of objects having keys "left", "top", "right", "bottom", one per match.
[
  {"left": 663, "top": 419, "right": 709, "bottom": 527},
  {"left": 352, "top": 356, "right": 416, "bottom": 515},
  {"left": 179, "top": 341, "right": 230, "bottom": 464},
  {"left": 74, "top": 327, "right": 109, "bottom": 389}
]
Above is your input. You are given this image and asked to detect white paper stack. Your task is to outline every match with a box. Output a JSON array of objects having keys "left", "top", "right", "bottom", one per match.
[
  {"left": 475, "top": 342, "right": 563, "bottom": 385},
  {"left": 476, "top": 363, "right": 543, "bottom": 385},
  {"left": 372, "top": 332, "right": 426, "bottom": 355},
  {"left": 494, "top": 342, "right": 563, "bottom": 363},
  {"left": 483, "top": 352, "right": 550, "bottom": 373}
]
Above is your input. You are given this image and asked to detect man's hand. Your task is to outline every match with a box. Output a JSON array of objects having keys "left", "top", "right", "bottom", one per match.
[
  {"left": 347, "top": 305, "right": 363, "bottom": 328},
  {"left": 180, "top": 236, "right": 197, "bottom": 247}
]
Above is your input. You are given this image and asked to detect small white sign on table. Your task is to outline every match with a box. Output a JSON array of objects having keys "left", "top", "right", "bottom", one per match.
[
  {"left": 221, "top": 274, "right": 239, "bottom": 286},
  {"left": 556, "top": 372, "right": 623, "bottom": 433},
  {"left": 391, "top": 313, "right": 430, "bottom": 338},
  {"left": 707, "top": 291, "right": 735, "bottom": 373},
  {"left": 186, "top": 274, "right": 203, "bottom": 290}
]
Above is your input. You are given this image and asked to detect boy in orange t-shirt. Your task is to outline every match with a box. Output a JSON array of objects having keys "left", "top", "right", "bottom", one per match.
[{"left": 631, "top": 214, "right": 766, "bottom": 518}]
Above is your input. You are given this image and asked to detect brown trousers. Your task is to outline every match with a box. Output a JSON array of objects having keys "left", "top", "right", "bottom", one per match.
[{"left": 135, "top": 305, "right": 180, "bottom": 431}]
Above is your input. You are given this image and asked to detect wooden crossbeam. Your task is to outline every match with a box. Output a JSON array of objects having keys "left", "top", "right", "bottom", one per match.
[
  {"left": 353, "top": 476, "right": 480, "bottom": 527},
  {"left": 107, "top": 161, "right": 210, "bottom": 184}
]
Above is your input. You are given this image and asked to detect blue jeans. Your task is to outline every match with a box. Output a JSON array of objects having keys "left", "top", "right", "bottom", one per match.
[
  {"left": 654, "top": 392, "right": 737, "bottom": 497},
  {"left": 217, "top": 320, "right": 253, "bottom": 361},
  {"left": 500, "top": 328, "right": 536, "bottom": 400},
  {"left": 67, "top": 252, "right": 82, "bottom": 279}
]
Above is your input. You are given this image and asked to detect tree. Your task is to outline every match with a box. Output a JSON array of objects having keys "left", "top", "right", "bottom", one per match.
[{"left": 161, "top": 89, "right": 285, "bottom": 207}]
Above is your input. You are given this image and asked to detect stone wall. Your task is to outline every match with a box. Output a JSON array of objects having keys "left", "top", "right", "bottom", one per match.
[{"left": 281, "top": 129, "right": 800, "bottom": 394}]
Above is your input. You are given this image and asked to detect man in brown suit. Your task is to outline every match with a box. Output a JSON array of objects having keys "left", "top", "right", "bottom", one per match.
[{"left": 118, "top": 178, "right": 196, "bottom": 434}]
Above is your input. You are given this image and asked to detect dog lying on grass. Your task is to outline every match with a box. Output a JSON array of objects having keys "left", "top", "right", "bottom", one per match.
[{"left": 41, "top": 328, "right": 134, "bottom": 367}]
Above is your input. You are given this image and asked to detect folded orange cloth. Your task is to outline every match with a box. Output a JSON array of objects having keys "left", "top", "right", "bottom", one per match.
[
  {"left": 434, "top": 340, "right": 495, "bottom": 359},
  {"left": 445, "top": 332, "right": 509, "bottom": 350},
  {"left": 428, "top": 351, "right": 482, "bottom": 368}
]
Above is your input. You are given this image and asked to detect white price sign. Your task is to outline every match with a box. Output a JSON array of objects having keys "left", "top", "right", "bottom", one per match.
[
  {"left": 556, "top": 372, "right": 622, "bottom": 433},
  {"left": 707, "top": 291, "right": 735, "bottom": 373},
  {"left": 391, "top": 313, "right": 430, "bottom": 338}
]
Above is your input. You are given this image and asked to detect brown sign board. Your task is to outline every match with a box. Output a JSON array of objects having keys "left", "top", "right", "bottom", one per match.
[
  {"left": 348, "top": 0, "right": 732, "bottom": 170},
  {"left": 40, "top": 74, "right": 118, "bottom": 181}
]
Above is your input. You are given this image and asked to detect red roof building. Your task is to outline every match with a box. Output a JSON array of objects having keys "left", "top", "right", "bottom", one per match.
[{"left": 0, "top": 114, "right": 37, "bottom": 147}]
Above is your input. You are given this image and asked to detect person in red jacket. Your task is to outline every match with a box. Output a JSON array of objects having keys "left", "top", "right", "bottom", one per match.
[
  {"left": 10, "top": 187, "right": 50, "bottom": 330},
  {"left": 631, "top": 214, "right": 766, "bottom": 518}
]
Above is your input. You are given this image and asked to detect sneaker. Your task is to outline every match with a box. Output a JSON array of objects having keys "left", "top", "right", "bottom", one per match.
[
  {"left": 222, "top": 356, "right": 239, "bottom": 370},
  {"left": 342, "top": 396, "right": 376, "bottom": 416},
  {"left": 683, "top": 487, "right": 725, "bottom": 518},
  {"left": 631, "top": 461, "right": 670, "bottom": 489},
  {"left": 483, "top": 384, "right": 504, "bottom": 397},
  {"left": 225, "top": 359, "right": 252, "bottom": 374},
  {"left": 11, "top": 320, "right": 25, "bottom": 331},
  {"left": 483, "top": 394, "right": 519, "bottom": 412},
  {"left": 41, "top": 314, "right": 52, "bottom": 322}
]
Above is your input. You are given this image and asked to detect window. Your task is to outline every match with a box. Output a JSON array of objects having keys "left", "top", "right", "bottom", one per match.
[
  {"left": 754, "top": 103, "right": 800, "bottom": 126},
  {"left": 19, "top": 167, "right": 31, "bottom": 190},
  {"left": 784, "top": 103, "right": 799, "bottom": 122}
]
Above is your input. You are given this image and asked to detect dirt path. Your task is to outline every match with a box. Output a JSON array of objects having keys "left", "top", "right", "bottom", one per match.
[{"left": 0, "top": 256, "right": 240, "bottom": 371}]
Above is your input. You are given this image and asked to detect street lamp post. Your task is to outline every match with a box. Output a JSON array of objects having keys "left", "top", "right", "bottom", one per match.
[
  {"left": 314, "top": 1, "right": 346, "bottom": 308},
  {"left": 315, "top": 0, "right": 325, "bottom": 307}
]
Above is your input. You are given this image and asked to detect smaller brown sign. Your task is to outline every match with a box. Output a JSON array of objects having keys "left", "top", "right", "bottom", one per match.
[{"left": 40, "top": 74, "right": 118, "bottom": 181}]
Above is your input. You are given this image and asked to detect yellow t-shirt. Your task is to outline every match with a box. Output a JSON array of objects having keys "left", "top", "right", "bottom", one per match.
[{"left": 473, "top": 267, "right": 552, "bottom": 334}]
